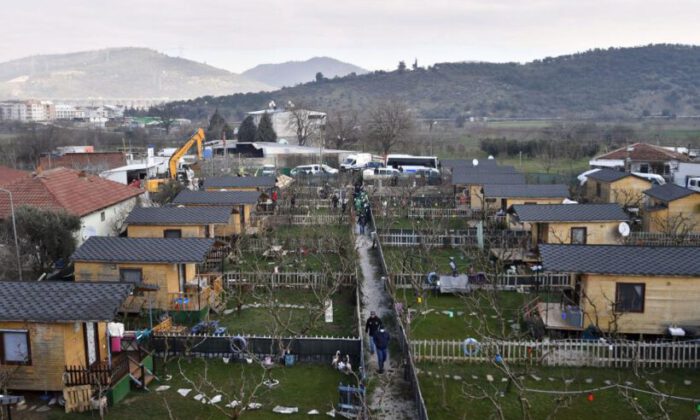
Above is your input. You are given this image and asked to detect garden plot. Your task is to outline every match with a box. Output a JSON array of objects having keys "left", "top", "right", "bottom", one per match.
[
  {"left": 382, "top": 246, "right": 474, "bottom": 275},
  {"left": 417, "top": 362, "right": 700, "bottom": 419}
]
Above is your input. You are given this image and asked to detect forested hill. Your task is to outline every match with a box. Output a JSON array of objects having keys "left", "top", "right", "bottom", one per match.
[{"left": 171, "top": 45, "right": 700, "bottom": 121}]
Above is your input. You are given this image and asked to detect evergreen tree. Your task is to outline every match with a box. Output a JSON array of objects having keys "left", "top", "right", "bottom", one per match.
[
  {"left": 255, "top": 112, "right": 277, "bottom": 142},
  {"left": 397, "top": 61, "right": 407, "bottom": 73},
  {"left": 237, "top": 115, "right": 257, "bottom": 142},
  {"left": 206, "top": 109, "right": 231, "bottom": 139}
]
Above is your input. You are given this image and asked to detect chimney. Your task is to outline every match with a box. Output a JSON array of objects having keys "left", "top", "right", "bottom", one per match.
[{"left": 78, "top": 170, "right": 87, "bottom": 178}]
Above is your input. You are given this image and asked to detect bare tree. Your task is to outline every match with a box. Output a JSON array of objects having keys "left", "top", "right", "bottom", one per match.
[
  {"left": 286, "top": 104, "right": 322, "bottom": 147},
  {"left": 325, "top": 109, "right": 361, "bottom": 150},
  {"left": 367, "top": 100, "right": 414, "bottom": 155}
]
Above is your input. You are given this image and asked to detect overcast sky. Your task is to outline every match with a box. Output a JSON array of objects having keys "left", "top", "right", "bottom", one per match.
[{"left": 2, "top": 0, "right": 699, "bottom": 73}]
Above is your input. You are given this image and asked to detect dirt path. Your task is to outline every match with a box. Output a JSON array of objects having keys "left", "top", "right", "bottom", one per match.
[{"left": 356, "top": 234, "right": 415, "bottom": 419}]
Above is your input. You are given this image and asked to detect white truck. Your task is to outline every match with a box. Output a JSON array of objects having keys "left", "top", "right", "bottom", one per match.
[
  {"left": 672, "top": 162, "right": 700, "bottom": 192},
  {"left": 340, "top": 153, "right": 373, "bottom": 172}
]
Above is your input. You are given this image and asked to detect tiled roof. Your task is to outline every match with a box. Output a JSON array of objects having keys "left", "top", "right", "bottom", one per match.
[
  {"left": 452, "top": 166, "right": 525, "bottom": 186},
  {"left": 0, "top": 165, "right": 30, "bottom": 186},
  {"left": 510, "top": 204, "right": 628, "bottom": 222},
  {"left": 71, "top": 237, "right": 214, "bottom": 263},
  {"left": 483, "top": 184, "right": 569, "bottom": 198},
  {"left": 172, "top": 190, "right": 260, "bottom": 206},
  {"left": 540, "top": 244, "right": 700, "bottom": 276},
  {"left": 125, "top": 206, "right": 232, "bottom": 225},
  {"left": 644, "top": 183, "right": 697, "bottom": 202},
  {"left": 204, "top": 176, "right": 275, "bottom": 189},
  {"left": 39, "top": 152, "right": 126, "bottom": 172},
  {"left": 0, "top": 281, "right": 133, "bottom": 322},
  {"left": 595, "top": 143, "right": 687, "bottom": 162},
  {"left": 0, "top": 167, "right": 142, "bottom": 219},
  {"left": 586, "top": 168, "right": 630, "bottom": 183}
]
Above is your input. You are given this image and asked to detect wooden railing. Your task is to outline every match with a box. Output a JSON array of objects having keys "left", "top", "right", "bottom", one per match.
[
  {"left": 224, "top": 271, "right": 356, "bottom": 288},
  {"left": 64, "top": 362, "right": 112, "bottom": 387},
  {"left": 168, "top": 286, "right": 210, "bottom": 311},
  {"left": 378, "top": 228, "right": 529, "bottom": 248},
  {"left": 411, "top": 339, "right": 700, "bottom": 368},
  {"left": 390, "top": 272, "right": 573, "bottom": 290}
]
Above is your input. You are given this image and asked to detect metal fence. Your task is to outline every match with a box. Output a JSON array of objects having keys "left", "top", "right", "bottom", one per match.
[
  {"left": 378, "top": 228, "right": 529, "bottom": 248},
  {"left": 411, "top": 339, "right": 700, "bottom": 368},
  {"left": 223, "top": 271, "right": 357, "bottom": 288},
  {"left": 390, "top": 272, "right": 573, "bottom": 290},
  {"left": 624, "top": 231, "right": 700, "bottom": 247}
]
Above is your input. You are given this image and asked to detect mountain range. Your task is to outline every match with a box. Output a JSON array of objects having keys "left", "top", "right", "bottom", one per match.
[
  {"left": 0, "top": 47, "right": 273, "bottom": 100},
  {"left": 242, "top": 57, "right": 367, "bottom": 88},
  {"left": 171, "top": 44, "right": 700, "bottom": 120}
]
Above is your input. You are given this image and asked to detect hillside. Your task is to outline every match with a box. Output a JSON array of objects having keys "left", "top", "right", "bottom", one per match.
[
  {"left": 0, "top": 47, "right": 273, "bottom": 100},
  {"left": 172, "top": 45, "right": 700, "bottom": 120},
  {"left": 242, "top": 56, "right": 367, "bottom": 88}
]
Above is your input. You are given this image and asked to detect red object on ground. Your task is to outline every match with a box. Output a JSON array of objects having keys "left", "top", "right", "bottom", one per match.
[{"left": 587, "top": 393, "right": 594, "bottom": 402}]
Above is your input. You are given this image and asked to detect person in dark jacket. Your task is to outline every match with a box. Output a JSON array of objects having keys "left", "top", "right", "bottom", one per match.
[
  {"left": 365, "top": 311, "right": 383, "bottom": 354},
  {"left": 373, "top": 328, "right": 391, "bottom": 373}
]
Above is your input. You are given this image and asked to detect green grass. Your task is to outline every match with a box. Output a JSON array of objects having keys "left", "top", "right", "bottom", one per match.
[
  {"left": 383, "top": 247, "right": 474, "bottom": 274},
  {"left": 225, "top": 251, "right": 346, "bottom": 273},
  {"left": 498, "top": 156, "right": 590, "bottom": 175},
  {"left": 376, "top": 216, "right": 471, "bottom": 230},
  {"left": 47, "top": 359, "right": 353, "bottom": 419},
  {"left": 213, "top": 288, "right": 358, "bottom": 337},
  {"left": 418, "top": 362, "right": 700, "bottom": 419},
  {"left": 270, "top": 224, "right": 350, "bottom": 241}
]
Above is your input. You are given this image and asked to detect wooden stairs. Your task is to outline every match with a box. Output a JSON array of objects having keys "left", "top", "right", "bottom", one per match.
[{"left": 128, "top": 355, "right": 156, "bottom": 390}]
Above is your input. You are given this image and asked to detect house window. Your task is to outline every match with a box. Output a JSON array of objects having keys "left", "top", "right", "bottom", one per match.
[
  {"left": 0, "top": 330, "right": 31, "bottom": 365},
  {"left": 639, "top": 164, "right": 649, "bottom": 173},
  {"left": 570, "top": 227, "right": 587, "bottom": 245},
  {"left": 164, "top": 229, "right": 182, "bottom": 238},
  {"left": 100, "top": 211, "right": 106, "bottom": 222},
  {"left": 596, "top": 182, "right": 601, "bottom": 198},
  {"left": 119, "top": 268, "right": 143, "bottom": 284},
  {"left": 616, "top": 283, "right": 645, "bottom": 313}
]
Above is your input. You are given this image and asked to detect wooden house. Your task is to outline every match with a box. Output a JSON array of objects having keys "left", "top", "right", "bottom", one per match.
[
  {"left": 589, "top": 142, "right": 688, "bottom": 180},
  {"left": 539, "top": 244, "right": 700, "bottom": 336},
  {"left": 124, "top": 206, "right": 233, "bottom": 239},
  {"left": 171, "top": 190, "right": 260, "bottom": 236},
  {"left": 642, "top": 184, "right": 700, "bottom": 234},
  {"left": 203, "top": 176, "right": 275, "bottom": 192},
  {"left": 71, "top": 237, "right": 220, "bottom": 319},
  {"left": 584, "top": 168, "right": 652, "bottom": 208},
  {"left": 451, "top": 165, "right": 525, "bottom": 209},
  {"left": 509, "top": 204, "right": 628, "bottom": 247},
  {"left": 0, "top": 282, "right": 132, "bottom": 392},
  {"left": 482, "top": 184, "right": 569, "bottom": 212}
]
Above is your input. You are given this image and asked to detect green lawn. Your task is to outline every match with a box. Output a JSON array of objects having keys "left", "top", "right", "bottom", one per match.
[
  {"left": 383, "top": 247, "right": 475, "bottom": 274},
  {"left": 418, "top": 362, "right": 700, "bottom": 419},
  {"left": 225, "top": 251, "right": 347, "bottom": 273},
  {"left": 498, "top": 156, "right": 590, "bottom": 175},
  {"left": 376, "top": 216, "right": 471, "bottom": 231},
  {"left": 46, "top": 359, "right": 353, "bottom": 420},
  {"left": 213, "top": 288, "right": 358, "bottom": 337}
]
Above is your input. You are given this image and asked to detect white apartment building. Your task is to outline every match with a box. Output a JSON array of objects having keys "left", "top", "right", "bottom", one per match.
[{"left": 0, "top": 100, "right": 54, "bottom": 121}]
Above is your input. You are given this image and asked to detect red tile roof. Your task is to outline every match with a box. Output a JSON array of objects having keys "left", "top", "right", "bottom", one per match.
[
  {"left": 0, "top": 167, "right": 142, "bottom": 219},
  {"left": 38, "top": 152, "right": 126, "bottom": 173},
  {"left": 0, "top": 166, "right": 30, "bottom": 187},
  {"left": 595, "top": 143, "right": 688, "bottom": 162}
]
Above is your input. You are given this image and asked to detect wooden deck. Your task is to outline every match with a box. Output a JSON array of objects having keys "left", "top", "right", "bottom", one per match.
[{"left": 536, "top": 302, "right": 584, "bottom": 331}]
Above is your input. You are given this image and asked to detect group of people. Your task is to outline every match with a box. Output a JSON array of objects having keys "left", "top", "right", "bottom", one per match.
[
  {"left": 353, "top": 183, "right": 372, "bottom": 235},
  {"left": 365, "top": 311, "right": 390, "bottom": 373}
]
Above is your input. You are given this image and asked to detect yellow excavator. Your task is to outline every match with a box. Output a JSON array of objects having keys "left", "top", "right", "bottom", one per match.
[{"left": 146, "top": 128, "right": 206, "bottom": 193}]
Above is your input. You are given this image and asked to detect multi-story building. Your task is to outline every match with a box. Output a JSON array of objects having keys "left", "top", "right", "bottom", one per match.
[{"left": 0, "top": 100, "right": 54, "bottom": 121}]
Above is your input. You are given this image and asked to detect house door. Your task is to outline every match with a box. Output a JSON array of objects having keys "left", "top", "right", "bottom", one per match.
[{"left": 84, "top": 322, "right": 99, "bottom": 366}]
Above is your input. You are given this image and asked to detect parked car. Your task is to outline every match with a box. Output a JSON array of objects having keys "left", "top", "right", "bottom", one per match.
[
  {"left": 261, "top": 164, "right": 276, "bottom": 176},
  {"left": 363, "top": 167, "right": 400, "bottom": 180},
  {"left": 290, "top": 164, "right": 339, "bottom": 176},
  {"left": 364, "top": 161, "right": 385, "bottom": 170}
]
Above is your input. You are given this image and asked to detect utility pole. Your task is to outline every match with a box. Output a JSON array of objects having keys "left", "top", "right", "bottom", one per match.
[{"left": 0, "top": 188, "right": 22, "bottom": 281}]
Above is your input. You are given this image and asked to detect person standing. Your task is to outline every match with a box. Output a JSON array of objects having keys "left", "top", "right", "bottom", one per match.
[
  {"left": 449, "top": 257, "right": 458, "bottom": 277},
  {"left": 365, "top": 311, "right": 383, "bottom": 355},
  {"left": 332, "top": 193, "right": 339, "bottom": 210},
  {"left": 358, "top": 213, "right": 367, "bottom": 235},
  {"left": 373, "top": 328, "right": 391, "bottom": 373}
]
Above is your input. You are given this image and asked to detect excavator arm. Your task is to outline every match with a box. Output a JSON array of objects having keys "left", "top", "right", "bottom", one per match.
[{"left": 168, "top": 128, "right": 205, "bottom": 179}]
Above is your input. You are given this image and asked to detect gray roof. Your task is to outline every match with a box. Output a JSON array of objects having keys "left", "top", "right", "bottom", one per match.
[
  {"left": 586, "top": 168, "right": 631, "bottom": 183},
  {"left": 540, "top": 244, "right": 700, "bottom": 276},
  {"left": 483, "top": 184, "right": 569, "bottom": 199},
  {"left": 124, "top": 206, "right": 232, "bottom": 225},
  {"left": 644, "top": 183, "right": 697, "bottom": 202},
  {"left": 0, "top": 281, "right": 133, "bottom": 322},
  {"left": 172, "top": 190, "right": 261, "bottom": 206},
  {"left": 71, "top": 237, "right": 214, "bottom": 263},
  {"left": 204, "top": 176, "right": 275, "bottom": 189},
  {"left": 452, "top": 167, "right": 525, "bottom": 186},
  {"left": 510, "top": 204, "right": 628, "bottom": 222}
]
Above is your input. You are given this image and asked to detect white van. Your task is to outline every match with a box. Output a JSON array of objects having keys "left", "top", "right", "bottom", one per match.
[
  {"left": 290, "top": 164, "right": 339, "bottom": 176},
  {"left": 340, "top": 153, "right": 373, "bottom": 171},
  {"left": 363, "top": 167, "right": 400, "bottom": 180}
]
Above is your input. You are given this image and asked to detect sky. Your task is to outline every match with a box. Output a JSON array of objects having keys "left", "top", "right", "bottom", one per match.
[{"left": 2, "top": 0, "right": 699, "bottom": 73}]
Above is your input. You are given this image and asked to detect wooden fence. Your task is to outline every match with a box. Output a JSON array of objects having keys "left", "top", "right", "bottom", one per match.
[
  {"left": 411, "top": 339, "right": 700, "bottom": 368},
  {"left": 223, "top": 271, "right": 356, "bottom": 288},
  {"left": 243, "top": 237, "right": 347, "bottom": 252},
  {"left": 265, "top": 214, "right": 350, "bottom": 226},
  {"left": 63, "top": 362, "right": 113, "bottom": 387},
  {"left": 390, "top": 272, "right": 573, "bottom": 290},
  {"left": 624, "top": 231, "right": 700, "bottom": 247},
  {"left": 378, "top": 228, "right": 529, "bottom": 248}
]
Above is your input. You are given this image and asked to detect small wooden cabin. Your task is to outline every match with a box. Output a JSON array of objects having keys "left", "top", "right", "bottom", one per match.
[
  {"left": 509, "top": 203, "right": 628, "bottom": 247},
  {"left": 642, "top": 184, "right": 700, "bottom": 233},
  {"left": 71, "top": 237, "right": 219, "bottom": 316},
  {"left": 0, "top": 282, "right": 132, "bottom": 391},
  {"left": 482, "top": 184, "right": 569, "bottom": 212},
  {"left": 203, "top": 175, "right": 275, "bottom": 192},
  {"left": 540, "top": 244, "right": 700, "bottom": 336},
  {"left": 124, "top": 206, "right": 233, "bottom": 239},
  {"left": 584, "top": 169, "right": 652, "bottom": 208},
  {"left": 171, "top": 190, "right": 261, "bottom": 236},
  {"left": 450, "top": 164, "right": 525, "bottom": 209}
]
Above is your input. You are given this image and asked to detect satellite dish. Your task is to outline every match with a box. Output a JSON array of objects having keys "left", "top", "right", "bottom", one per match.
[
  {"left": 488, "top": 155, "right": 495, "bottom": 160},
  {"left": 472, "top": 159, "right": 479, "bottom": 167},
  {"left": 618, "top": 222, "right": 631, "bottom": 237},
  {"left": 81, "top": 226, "right": 97, "bottom": 240}
]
